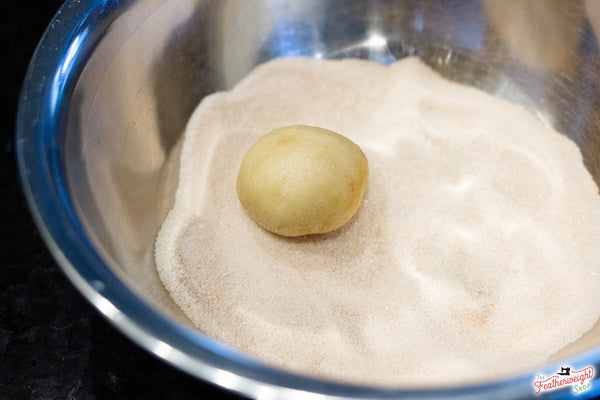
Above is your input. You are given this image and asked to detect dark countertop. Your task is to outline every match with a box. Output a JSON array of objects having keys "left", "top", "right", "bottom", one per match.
[{"left": 0, "top": 2, "right": 244, "bottom": 399}]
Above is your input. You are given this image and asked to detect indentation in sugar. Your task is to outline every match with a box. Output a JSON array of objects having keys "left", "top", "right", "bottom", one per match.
[{"left": 155, "top": 57, "right": 600, "bottom": 387}]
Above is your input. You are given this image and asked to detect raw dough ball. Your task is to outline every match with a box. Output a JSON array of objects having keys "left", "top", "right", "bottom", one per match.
[{"left": 236, "top": 125, "right": 369, "bottom": 237}]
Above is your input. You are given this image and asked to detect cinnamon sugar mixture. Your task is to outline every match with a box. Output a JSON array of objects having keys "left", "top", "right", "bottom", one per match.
[{"left": 155, "top": 57, "right": 600, "bottom": 386}]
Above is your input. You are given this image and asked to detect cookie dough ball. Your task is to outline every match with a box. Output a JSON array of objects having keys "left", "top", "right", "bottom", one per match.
[{"left": 237, "top": 125, "right": 369, "bottom": 237}]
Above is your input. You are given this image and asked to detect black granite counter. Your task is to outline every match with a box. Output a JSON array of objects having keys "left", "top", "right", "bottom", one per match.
[{"left": 0, "top": 2, "right": 244, "bottom": 399}]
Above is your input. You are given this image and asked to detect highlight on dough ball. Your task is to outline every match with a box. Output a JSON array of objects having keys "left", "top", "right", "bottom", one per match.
[{"left": 236, "top": 125, "right": 369, "bottom": 237}]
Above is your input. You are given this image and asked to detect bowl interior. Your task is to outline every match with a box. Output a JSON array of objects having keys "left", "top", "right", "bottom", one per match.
[{"left": 33, "top": 0, "right": 600, "bottom": 396}]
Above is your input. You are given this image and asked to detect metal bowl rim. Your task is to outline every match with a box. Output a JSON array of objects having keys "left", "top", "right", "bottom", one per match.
[{"left": 15, "top": 1, "right": 600, "bottom": 398}]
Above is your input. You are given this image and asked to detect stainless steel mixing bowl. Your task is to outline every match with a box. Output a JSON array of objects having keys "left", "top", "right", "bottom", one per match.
[{"left": 16, "top": 0, "right": 600, "bottom": 398}]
